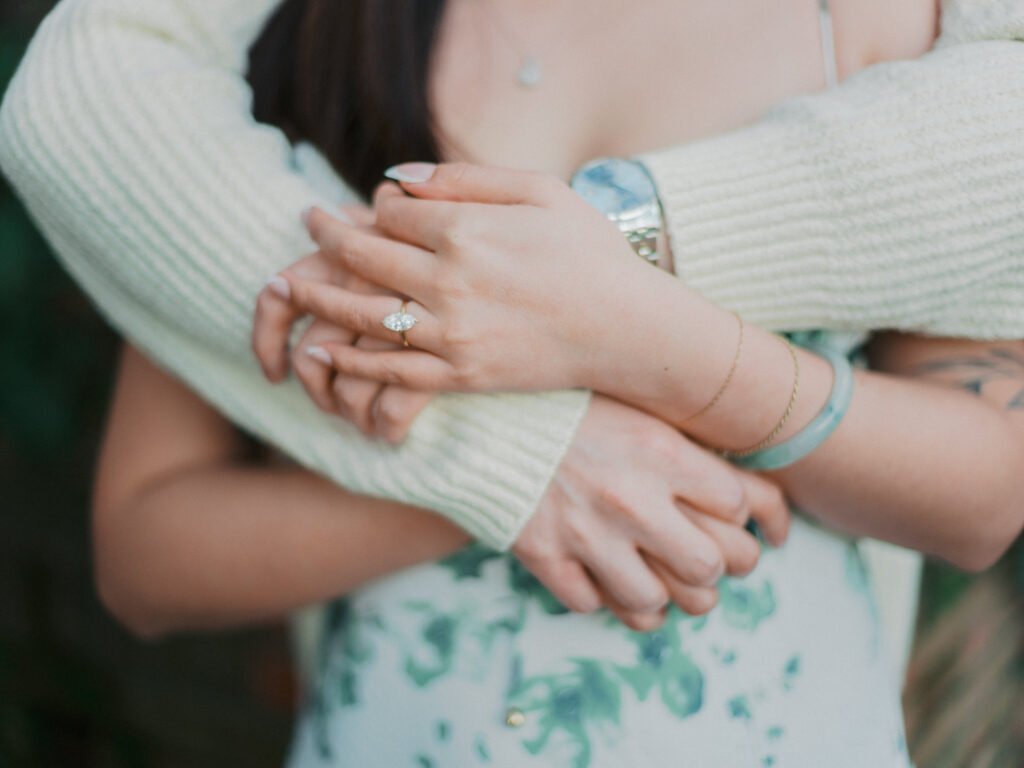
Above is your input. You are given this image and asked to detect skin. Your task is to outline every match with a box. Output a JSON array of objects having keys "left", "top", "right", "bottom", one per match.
[
  {"left": 94, "top": 348, "right": 782, "bottom": 636},
  {"left": 259, "top": 0, "right": 942, "bottom": 434},
  {"left": 281, "top": 167, "right": 1024, "bottom": 576},
  {"left": 255, "top": 0, "right": 947, "bottom": 621},
  {"left": 93, "top": 345, "right": 470, "bottom": 638},
  {"left": 97, "top": 0, "right": 983, "bottom": 636}
]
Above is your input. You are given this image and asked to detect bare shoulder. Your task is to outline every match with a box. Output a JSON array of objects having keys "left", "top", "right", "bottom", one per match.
[{"left": 833, "top": 0, "right": 941, "bottom": 77}]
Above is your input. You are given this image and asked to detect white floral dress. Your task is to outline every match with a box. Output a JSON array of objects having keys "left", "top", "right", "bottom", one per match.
[{"left": 287, "top": 334, "right": 915, "bottom": 768}]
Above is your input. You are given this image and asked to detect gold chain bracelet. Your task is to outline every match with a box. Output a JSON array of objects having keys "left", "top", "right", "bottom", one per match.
[
  {"left": 681, "top": 312, "right": 744, "bottom": 424},
  {"left": 718, "top": 335, "right": 801, "bottom": 460}
]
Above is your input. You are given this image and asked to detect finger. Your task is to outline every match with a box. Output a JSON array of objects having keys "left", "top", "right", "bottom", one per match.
[
  {"left": 645, "top": 556, "right": 719, "bottom": 617},
  {"left": 581, "top": 543, "right": 670, "bottom": 614},
  {"left": 255, "top": 252, "right": 350, "bottom": 382},
  {"left": 671, "top": 443, "right": 751, "bottom": 526},
  {"left": 334, "top": 374, "right": 384, "bottom": 437},
  {"left": 373, "top": 386, "right": 438, "bottom": 445},
  {"left": 596, "top": 583, "right": 668, "bottom": 633},
  {"left": 683, "top": 506, "right": 761, "bottom": 578},
  {"left": 369, "top": 182, "right": 415, "bottom": 244},
  {"left": 374, "top": 193, "right": 466, "bottom": 252},
  {"left": 521, "top": 557, "right": 603, "bottom": 615},
  {"left": 739, "top": 472, "right": 791, "bottom": 548},
  {"left": 283, "top": 276, "right": 441, "bottom": 349},
  {"left": 371, "top": 180, "right": 408, "bottom": 211},
  {"left": 632, "top": 504, "right": 726, "bottom": 587},
  {"left": 304, "top": 207, "right": 435, "bottom": 297},
  {"left": 340, "top": 204, "right": 376, "bottom": 227},
  {"left": 312, "top": 343, "right": 457, "bottom": 391},
  {"left": 331, "top": 335, "right": 391, "bottom": 437},
  {"left": 374, "top": 193, "right": 518, "bottom": 256},
  {"left": 291, "top": 320, "right": 350, "bottom": 414},
  {"left": 384, "top": 161, "right": 566, "bottom": 206}
]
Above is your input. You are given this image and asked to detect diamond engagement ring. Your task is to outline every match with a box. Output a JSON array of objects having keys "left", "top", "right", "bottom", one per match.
[{"left": 382, "top": 301, "right": 418, "bottom": 348}]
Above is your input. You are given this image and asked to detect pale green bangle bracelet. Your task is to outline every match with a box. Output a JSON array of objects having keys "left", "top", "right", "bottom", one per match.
[{"left": 730, "top": 344, "right": 854, "bottom": 472}]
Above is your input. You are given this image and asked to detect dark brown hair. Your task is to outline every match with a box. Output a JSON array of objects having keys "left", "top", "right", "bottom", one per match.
[{"left": 247, "top": 0, "right": 447, "bottom": 200}]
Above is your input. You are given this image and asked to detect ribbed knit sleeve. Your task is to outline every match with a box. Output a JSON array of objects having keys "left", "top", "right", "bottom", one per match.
[
  {"left": 640, "top": 0, "right": 1024, "bottom": 339},
  {"left": 3, "top": 1, "right": 1023, "bottom": 553},
  {"left": 0, "top": 0, "right": 591, "bottom": 551}
]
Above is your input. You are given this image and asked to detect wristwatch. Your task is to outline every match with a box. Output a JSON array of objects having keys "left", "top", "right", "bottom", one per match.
[{"left": 570, "top": 157, "right": 663, "bottom": 266}]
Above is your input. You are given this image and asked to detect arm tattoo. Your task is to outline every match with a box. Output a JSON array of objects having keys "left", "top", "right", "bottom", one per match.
[{"left": 911, "top": 347, "right": 1024, "bottom": 411}]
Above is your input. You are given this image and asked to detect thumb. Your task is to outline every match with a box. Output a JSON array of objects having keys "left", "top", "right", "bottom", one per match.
[{"left": 382, "top": 161, "right": 563, "bottom": 206}]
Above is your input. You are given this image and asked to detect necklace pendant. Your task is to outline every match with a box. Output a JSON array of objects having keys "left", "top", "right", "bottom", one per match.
[{"left": 517, "top": 56, "right": 542, "bottom": 88}]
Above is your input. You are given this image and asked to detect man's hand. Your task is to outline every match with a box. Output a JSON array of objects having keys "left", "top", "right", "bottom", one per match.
[
  {"left": 253, "top": 206, "right": 790, "bottom": 633},
  {"left": 513, "top": 394, "right": 789, "bottom": 631}
]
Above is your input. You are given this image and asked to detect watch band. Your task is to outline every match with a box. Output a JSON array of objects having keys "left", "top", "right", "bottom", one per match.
[
  {"left": 627, "top": 226, "right": 660, "bottom": 265},
  {"left": 570, "top": 157, "right": 663, "bottom": 265},
  {"left": 614, "top": 174, "right": 663, "bottom": 265}
]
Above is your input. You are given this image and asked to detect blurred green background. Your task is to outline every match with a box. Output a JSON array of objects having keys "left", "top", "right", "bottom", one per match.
[
  {"left": 0, "top": 2, "right": 1021, "bottom": 767},
  {"left": 1, "top": 2, "right": 293, "bottom": 766}
]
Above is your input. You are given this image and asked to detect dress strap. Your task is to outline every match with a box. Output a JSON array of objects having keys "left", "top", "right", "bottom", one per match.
[{"left": 818, "top": 0, "right": 838, "bottom": 89}]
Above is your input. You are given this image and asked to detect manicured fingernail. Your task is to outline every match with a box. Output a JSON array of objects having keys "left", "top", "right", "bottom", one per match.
[
  {"left": 305, "top": 346, "right": 332, "bottom": 365},
  {"left": 384, "top": 162, "right": 437, "bottom": 183},
  {"left": 265, "top": 275, "right": 291, "bottom": 300},
  {"left": 303, "top": 206, "right": 354, "bottom": 226}
]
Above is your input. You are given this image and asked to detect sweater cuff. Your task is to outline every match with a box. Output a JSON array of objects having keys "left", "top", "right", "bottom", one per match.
[
  {"left": 636, "top": 80, "right": 1024, "bottom": 340},
  {"left": 400, "top": 388, "right": 593, "bottom": 551},
  {"left": 636, "top": 117, "right": 840, "bottom": 332}
]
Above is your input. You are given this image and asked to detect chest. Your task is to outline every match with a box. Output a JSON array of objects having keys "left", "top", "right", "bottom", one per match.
[{"left": 430, "top": 0, "right": 829, "bottom": 179}]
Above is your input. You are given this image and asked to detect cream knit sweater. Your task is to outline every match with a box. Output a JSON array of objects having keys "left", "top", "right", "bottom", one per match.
[{"left": 1, "top": 0, "right": 1022, "bottom": 550}]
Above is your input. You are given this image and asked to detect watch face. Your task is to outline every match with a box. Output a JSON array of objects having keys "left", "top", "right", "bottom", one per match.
[{"left": 570, "top": 158, "right": 657, "bottom": 216}]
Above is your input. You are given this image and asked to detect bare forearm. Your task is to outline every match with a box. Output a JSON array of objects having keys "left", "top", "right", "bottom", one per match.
[
  {"left": 771, "top": 370, "right": 1024, "bottom": 569},
  {"left": 95, "top": 465, "right": 470, "bottom": 638},
  {"left": 589, "top": 272, "right": 1024, "bottom": 567}
]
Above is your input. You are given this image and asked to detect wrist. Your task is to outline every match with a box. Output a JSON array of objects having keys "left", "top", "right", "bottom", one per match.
[{"left": 581, "top": 265, "right": 725, "bottom": 417}]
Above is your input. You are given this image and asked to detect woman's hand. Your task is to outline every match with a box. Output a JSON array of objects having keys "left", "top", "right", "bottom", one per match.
[
  {"left": 516, "top": 393, "right": 790, "bottom": 630},
  {"left": 253, "top": 208, "right": 436, "bottom": 442},
  {"left": 278, "top": 163, "right": 653, "bottom": 393}
]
